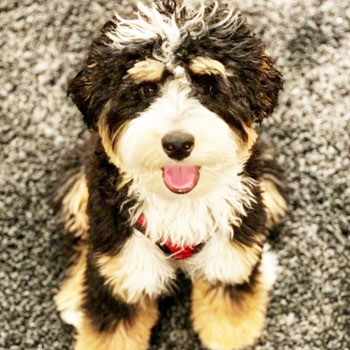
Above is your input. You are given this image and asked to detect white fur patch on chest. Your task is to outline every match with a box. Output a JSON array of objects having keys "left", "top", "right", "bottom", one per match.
[
  {"left": 98, "top": 230, "right": 177, "bottom": 303},
  {"left": 127, "top": 171, "right": 256, "bottom": 248},
  {"left": 181, "top": 234, "right": 262, "bottom": 285}
]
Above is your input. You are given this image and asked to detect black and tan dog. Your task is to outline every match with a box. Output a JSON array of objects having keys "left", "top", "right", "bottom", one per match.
[{"left": 55, "top": 1, "right": 287, "bottom": 349}]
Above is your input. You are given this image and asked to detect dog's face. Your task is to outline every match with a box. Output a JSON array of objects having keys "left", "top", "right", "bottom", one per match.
[{"left": 69, "top": 0, "right": 282, "bottom": 199}]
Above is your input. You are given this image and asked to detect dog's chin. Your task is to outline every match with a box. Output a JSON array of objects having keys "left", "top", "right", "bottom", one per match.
[{"left": 162, "top": 165, "right": 200, "bottom": 194}]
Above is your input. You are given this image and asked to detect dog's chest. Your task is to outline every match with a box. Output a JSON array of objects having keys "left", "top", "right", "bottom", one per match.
[
  {"left": 130, "top": 191, "right": 247, "bottom": 249},
  {"left": 134, "top": 213, "right": 205, "bottom": 260},
  {"left": 127, "top": 172, "right": 256, "bottom": 250}
]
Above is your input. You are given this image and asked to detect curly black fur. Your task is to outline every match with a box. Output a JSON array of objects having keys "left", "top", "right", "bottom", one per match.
[
  {"left": 61, "top": 0, "right": 285, "bottom": 342},
  {"left": 68, "top": 1, "right": 282, "bottom": 133}
]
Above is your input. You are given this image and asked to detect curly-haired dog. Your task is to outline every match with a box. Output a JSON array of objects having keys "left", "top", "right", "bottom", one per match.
[{"left": 55, "top": 1, "right": 287, "bottom": 349}]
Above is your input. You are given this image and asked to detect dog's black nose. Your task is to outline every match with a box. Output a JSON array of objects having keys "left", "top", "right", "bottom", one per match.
[{"left": 162, "top": 132, "right": 195, "bottom": 160}]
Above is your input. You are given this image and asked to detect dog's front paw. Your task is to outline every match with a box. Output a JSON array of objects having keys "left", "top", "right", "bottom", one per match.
[
  {"left": 75, "top": 299, "right": 158, "bottom": 350},
  {"left": 191, "top": 280, "right": 268, "bottom": 350}
]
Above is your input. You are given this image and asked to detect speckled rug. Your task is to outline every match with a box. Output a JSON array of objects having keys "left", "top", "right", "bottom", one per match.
[{"left": 1, "top": 0, "right": 349, "bottom": 349}]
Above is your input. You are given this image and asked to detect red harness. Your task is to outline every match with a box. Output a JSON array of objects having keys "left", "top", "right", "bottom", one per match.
[{"left": 134, "top": 214, "right": 204, "bottom": 260}]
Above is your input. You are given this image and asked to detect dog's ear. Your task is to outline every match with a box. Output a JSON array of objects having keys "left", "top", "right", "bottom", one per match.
[
  {"left": 246, "top": 51, "right": 283, "bottom": 123},
  {"left": 209, "top": 7, "right": 283, "bottom": 124},
  {"left": 68, "top": 19, "right": 120, "bottom": 129},
  {"left": 67, "top": 63, "right": 105, "bottom": 130}
]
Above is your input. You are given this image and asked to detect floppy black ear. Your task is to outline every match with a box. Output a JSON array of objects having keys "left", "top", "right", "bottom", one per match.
[
  {"left": 246, "top": 51, "right": 283, "bottom": 123},
  {"left": 67, "top": 20, "right": 129, "bottom": 129},
  {"left": 204, "top": 6, "right": 283, "bottom": 124},
  {"left": 67, "top": 64, "right": 105, "bottom": 129}
]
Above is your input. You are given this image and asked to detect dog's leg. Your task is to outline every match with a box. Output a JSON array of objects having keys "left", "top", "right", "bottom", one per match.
[
  {"left": 60, "top": 171, "right": 89, "bottom": 240},
  {"left": 55, "top": 244, "right": 86, "bottom": 328},
  {"left": 75, "top": 295, "right": 158, "bottom": 350},
  {"left": 55, "top": 171, "right": 90, "bottom": 327},
  {"left": 55, "top": 171, "right": 90, "bottom": 328},
  {"left": 191, "top": 241, "right": 277, "bottom": 350},
  {"left": 57, "top": 196, "right": 176, "bottom": 350},
  {"left": 56, "top": 239, "right": 163, "bottom": 350},
  {"left": 70, "top": 230, "right": 176, "bottom": 350},
  {"left": 261, "top": 177, "right": 287, "bottom": 228},
  {"left": 257, "top": 136, "right": 288, "bottom": 228}
]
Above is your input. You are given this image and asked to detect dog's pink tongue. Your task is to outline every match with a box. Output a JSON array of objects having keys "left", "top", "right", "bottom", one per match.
[{"left": 162, "top": 165, "right": 200, "bottom": 194}]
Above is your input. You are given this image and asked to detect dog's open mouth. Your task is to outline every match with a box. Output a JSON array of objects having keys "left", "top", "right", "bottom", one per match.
[{"left": 162, "top": 165, "right": 200, "bottom": 194}]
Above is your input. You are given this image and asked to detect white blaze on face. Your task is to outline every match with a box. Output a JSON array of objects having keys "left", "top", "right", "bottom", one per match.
[{"left": 116, "top": 71, "right": 244, "bottom": 199}]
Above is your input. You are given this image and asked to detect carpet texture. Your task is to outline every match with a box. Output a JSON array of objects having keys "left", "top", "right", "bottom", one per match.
[{"left": 1, "top": 0, "right": 349, "bottom": 349}]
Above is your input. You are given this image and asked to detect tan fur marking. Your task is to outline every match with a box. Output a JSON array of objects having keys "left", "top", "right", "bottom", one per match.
[
  {"left": 235, "top": 126, "right": 258, "bottom": 164},
  {"left": 261, "top": 178, "right": 287, "bottom": 228},
  {"left": 244, "top": 126, "right": 258, "bottom": 151},
  {"left": 189, "top": 56, "right": 227, "bottom": 76},
  {"left": 97, "top": 112, "right": 132, "bottom": 188},
  {"left": 98, "top": 108, "right": 124, "bottom": 166},
  {"left": 96, "top": 253, "right": 130, "bottom": 302},
  {"left": 87, "top": 62, "right": 97, "bottom": 69},
  {"left": 62, "top": 172, "right": 89, "bottom": 239},
  {"left": 75, "top": 298, "right": 158, "bottom": 350},
  {"left": 229, "top": 241, "right": 263, "bottom": 284},
  {"left": 260, "top": 53, "right": 276, "bottom": 78},
  {"left": 192, "top": 276, "right": 269, "bottom": 350},
  {"left": 55, "top": 245, "right": 87, "bottom": 327},
  {"left": 128, "top": 59, "right": 165, "bottom": 83}
]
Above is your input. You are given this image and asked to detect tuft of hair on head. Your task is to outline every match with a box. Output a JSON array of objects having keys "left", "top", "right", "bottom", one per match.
[{"left": 155, "top": 0, "right": 178, "bottom": 14}]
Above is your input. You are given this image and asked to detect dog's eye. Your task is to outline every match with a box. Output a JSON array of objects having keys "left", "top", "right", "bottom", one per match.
[
  {"left": 192, "top": 75, "right": 217, "bottom": 95},
  {"left": 139, "top": 83, "right": 158, "bottom": 98}
]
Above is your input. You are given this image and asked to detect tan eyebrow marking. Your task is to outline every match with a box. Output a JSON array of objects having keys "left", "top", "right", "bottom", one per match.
[
  {"left": 189, "top": 56, "right": 227, "bottom": 76},
  {"left": 127, "top": 59, "right": 165, "bottom": 83}
]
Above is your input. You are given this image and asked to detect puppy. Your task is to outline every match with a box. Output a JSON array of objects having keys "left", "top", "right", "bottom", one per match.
[{"left": 55, "top": 1, "right": 287, "bottom": 349}]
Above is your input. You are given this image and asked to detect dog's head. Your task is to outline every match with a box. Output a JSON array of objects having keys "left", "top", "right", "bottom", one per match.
[{"left": 69, "top": 0, "right": 282, "bottom": 199}]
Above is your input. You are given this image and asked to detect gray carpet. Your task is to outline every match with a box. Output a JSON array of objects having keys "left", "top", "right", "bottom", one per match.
[{"left": 1, "top": 0, "right": 349, "bottom": 349}]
